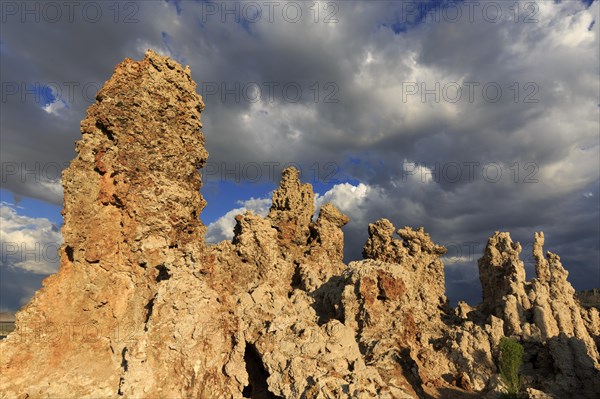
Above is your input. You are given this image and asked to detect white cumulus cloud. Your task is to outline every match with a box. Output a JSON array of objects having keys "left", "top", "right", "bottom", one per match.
[
  {"left": 0, "top": 203, "right": 63, "bottom": 274},
  {"left": 205, "top": 197, "right": 272, "bottom": 244}
]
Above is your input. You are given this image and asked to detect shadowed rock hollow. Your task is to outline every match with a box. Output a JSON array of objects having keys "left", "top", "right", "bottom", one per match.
[{"left": 1, "top": 51, "right": 598, "bottom": 399}]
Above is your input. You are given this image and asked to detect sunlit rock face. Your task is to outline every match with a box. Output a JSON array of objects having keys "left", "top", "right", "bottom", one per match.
[
  {"left": 475, "top": 232, "right": 600, "bottom": 398},
  {"left": 1, "top": 51, "right": 598, "bottom": 399}
]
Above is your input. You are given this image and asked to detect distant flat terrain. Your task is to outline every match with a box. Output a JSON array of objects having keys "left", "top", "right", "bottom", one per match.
[
  {"left": 0, "top": 312, "right": 16, "bottom": 340},
  {"left": 577, "top": 289, "right": 600, "bottom": 309}
]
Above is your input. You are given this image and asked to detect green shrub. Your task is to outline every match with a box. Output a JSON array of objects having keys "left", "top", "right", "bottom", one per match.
[
  {"left": 498, "top": 392, "right": 526, "bottom": 399},
  {"left": 498, "top": 337, "right": 525, "bottom": 398}
]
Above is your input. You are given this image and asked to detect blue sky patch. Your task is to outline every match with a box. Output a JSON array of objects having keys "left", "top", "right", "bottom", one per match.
[
  {"left": 29, "top": 83, "right": 56, "bottom": 107},
  {"left": 0, "top": 189, "right": 63, "bottom": 226},
  {"left": 165, "top": 0, "right": 183, "bottom": 15},
  {"left": 378, "top": 0, "right": 468, "bottom": 34},
  {"left": 581, "top": 0, "right": 596, "bottom": 8},
  {"left": 161, "top": 31, "right": 186, "bottom": 65}
]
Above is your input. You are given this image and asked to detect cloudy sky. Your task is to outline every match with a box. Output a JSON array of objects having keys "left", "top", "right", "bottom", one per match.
[{"left": 1, "top": 0, "right": 598, "bottom": 312}]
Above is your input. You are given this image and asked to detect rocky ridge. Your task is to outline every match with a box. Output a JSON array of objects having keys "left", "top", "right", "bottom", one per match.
[{"left": 0, "top": 51, "right": 598, "bottom": 399}]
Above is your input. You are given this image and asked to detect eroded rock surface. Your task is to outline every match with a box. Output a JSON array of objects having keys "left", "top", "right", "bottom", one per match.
[
  {"left": 1, "top": 49, "right": 216, "bottom": 398},
  {"left": 474, "top": 232, "right": 600, "bottom": 398},
  {"left": 1, "top": 51, "right": 598, "bottom": 399}
]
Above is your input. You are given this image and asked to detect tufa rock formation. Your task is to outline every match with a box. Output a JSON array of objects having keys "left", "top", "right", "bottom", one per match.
[{"left": 1, "top": 50, "right": 598, "bottom": 399}]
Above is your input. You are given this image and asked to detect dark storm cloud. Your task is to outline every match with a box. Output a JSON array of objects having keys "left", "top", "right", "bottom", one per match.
[
  {"left": 0, "top": 266, "right": 48, "bottom": 312},
  {"left": 1, "top": 1, "right": 177, "bottom": 203}
]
